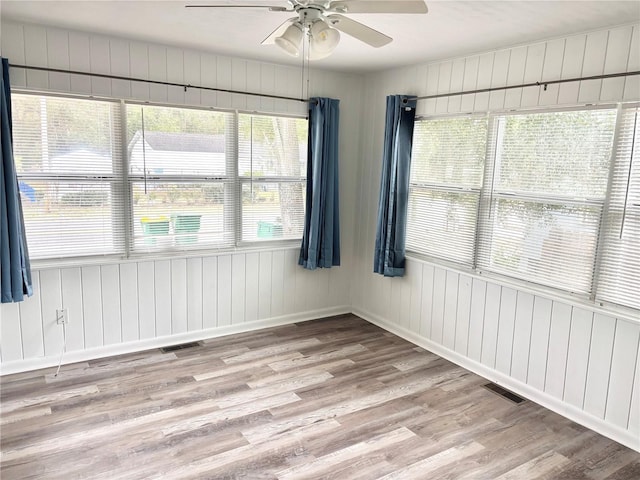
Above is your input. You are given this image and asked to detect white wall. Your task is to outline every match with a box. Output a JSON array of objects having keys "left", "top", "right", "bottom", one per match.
[
  {"left": 351, "top": 24, "right": 640, "bottom": 451},
  {"left": 0, "top": 21, "right": 363, "bottom": 374}
]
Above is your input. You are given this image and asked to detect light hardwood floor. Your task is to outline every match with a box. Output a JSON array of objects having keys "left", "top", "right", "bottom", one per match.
[{"left": 1, "top": 315, "right": 639, "bottom": 479}]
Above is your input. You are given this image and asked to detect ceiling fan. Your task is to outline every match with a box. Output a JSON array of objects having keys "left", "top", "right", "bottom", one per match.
[{"left": 186, "top": 0, "right": 428, "bottom": 60}]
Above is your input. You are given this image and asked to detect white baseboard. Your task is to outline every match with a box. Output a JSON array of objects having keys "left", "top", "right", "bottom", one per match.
[
  {"left": 0, "top": 306, "right": 351, "bottom": 376},
  {"left": 352, "top": 307, "right": 640, "bottom": 453}
]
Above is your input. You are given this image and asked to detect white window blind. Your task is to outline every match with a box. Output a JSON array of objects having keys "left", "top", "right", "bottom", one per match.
[
  {"left": 12, "top": 94, "right": 124, "bottom": 260},
  {"left": 478, "top": 108, "right": 617, "bottom": 294},
  {"left": 126, "top": 104, "right": 236, "bottom": 252},
  {"left": 597, "top": 106, "right": 640, "bottom": 309},
  {"left": 407, "top": 116, "right": 487, "bottom": 265},
  {"left": 238, "top": 113, "right": 307, "bottom": 242}
]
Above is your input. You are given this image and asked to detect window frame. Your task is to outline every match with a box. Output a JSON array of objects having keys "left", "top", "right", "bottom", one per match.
[
  {"left": 407, "top": 103, "right": 638, "bottom": 315},
  {"left": 12, "top": 91, "right": 308, "bottom": 267}
]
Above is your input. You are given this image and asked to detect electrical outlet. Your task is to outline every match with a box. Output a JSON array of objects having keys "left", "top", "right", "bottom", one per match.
[{"left": 56, "top": 309, "right": 68, "bottom": 325}]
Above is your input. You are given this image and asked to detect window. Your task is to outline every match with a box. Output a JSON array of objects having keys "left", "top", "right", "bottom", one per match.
[
  {"left": 597, "top": 106, "right": 640, "bottom": 309},
  {"left": 12, "top": 94, "right": 124, "bottom": 259},
  {"left": 126, "top": 104, "right": 235, "bottom": 251},
  {"left": 479, "top": 108, "right": 617, "bottom": 294},
  {"left": 12, "top": 93, "right": 307, "bottom": 261},
  {"left": 238, "top": 113, "right": 307, "bottom": 242},
  {"left": 408, "top": 106, "right": 639, "bottom": 311},
  {"left": 407, "top": 116, "right": 487, "bottom": 265}
]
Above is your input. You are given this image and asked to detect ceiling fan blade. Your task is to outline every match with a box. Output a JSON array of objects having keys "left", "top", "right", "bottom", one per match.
[
  {"left": 261, "top": 18, "right": 297, "bottom": 45},
  {"left": 326, "top": 14, "right": 392, "bottom": 48},
  {"left": 186, "top": 5, "right": 291, "bottom": 12},
  {"left": 329, "top": 0, "right": 427, "bottom": 14}
]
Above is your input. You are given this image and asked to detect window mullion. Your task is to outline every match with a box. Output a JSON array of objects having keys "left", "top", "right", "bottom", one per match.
[{"left": 119, "top": 100, "right": 133, "bottom": 258}]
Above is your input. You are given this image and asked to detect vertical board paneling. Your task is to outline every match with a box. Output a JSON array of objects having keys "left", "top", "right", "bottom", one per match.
[
  {"left": 623, "top": 26, "right": 640, "bottom": 100},
  {"left": 504, "top": 46, "right": 527, "bottom": 108},
  {"left": 557, "top": 34, "right": 587, "bottom": 104},
  {"left": 245, "top": 61, "right": 261, "bottom": 111},
  {"left": 68, "top": 31, "right": 92, "bottom": 93},
  {"left": 120, "top": 262, "right": 139, "bottom": 342},
  {"left": 170, "top": 258, "right": 187, "bottom": 334},
  {"left": 183, "top": 50, "right": 202, "bottom": 105},
  {"left": 129, "top": 42, "right": 150, "bottom": 100},
  {"left": 101, "top": 265, "right": 122, "bottom": 345},
  {"left": 61, "top": 267, "right": 84, "bottom": 352},
  {"left": 147, "top": 45, "right": 168, "bottom": 102},
  {"left": 187, "top": 258, "right": 203, "bottom": 332},
  {"left": 488, "top": 49, "right": 510, "bottom": 110},
  {"left": 605, "top": 320, "right": 640, "bottom": 429},
  {"left": 217, "top": 255, "right": 232, "bottom": 326},
  {"left": 39, "top": 269, "right": 63, "bottom": 356},
  {"left": 527, "top": 296, "right": 553, "bottom": 391},
  {"left": 89, "top": 35, "right": 111, "bottom": 96},
  {"left": 578, "top": 30, "right": 609, "bottom": 103},
  {"left": 231, "top": 58, "right": 247, "bottom": 110},
  {"left": 3, "top": 23, "right": 27, "bottom": 86},
  {"left": 260, "top": 63, "right": 275, "bottom": 112},
  {"left": 430, "top": 268, "right": 447, "bottom": 343},
  {"left": 217, "top": 56, "right": 233, "bottom": 108},
  {"left": 109, "top": 38, "right": 131, "bottom": 98},
  {"left": 481, "top": 283, "right": 501, "bottom": 368},
  {"left": 23, "top": 25, "right": 49, "bottom": 89},
  {"left": 283, "top": 249, "right": 297, "bottom": 315},
  {"left": 409, "top": 262, "right": 424, "bottom": 333},
  {"left": 435, "top": 61, "right": 452, "bottom": 113},
  {"left": 202, "top": 256, "right": 218, "bottom": 329},
  {"left": 0, "top": 303, "right": 22, "bottom": 362},
  {"left": 545, "top": 302, "right": 572, "bottom": 399},
  {"left": 467, "top": 278, "right": 487, "bottom": 362},
  {"left": 259, "top": 252, "right": 272, "bottom": 320},
  {"left": 46, "top": 28, "right": 71, "bottom": 92},
  {"left": 564, "top": 308, "right": 594, "bottom": 408},
  {"left": 538, "top": 38, "right": 565, "bottom": 105},
  {"left": 628, "top": 351, "right": 640, "bottom": 436},
  {"left": 200, "top": 53, "right": 218, "bottom": 106},
  {"left": 495, "top": 287, "right": 517, "bottom": 375},
  {"left": 520, "top": 43, "right": 546, "bottom": 107},
  {"left": 81, "top": 266, "right": 103, "bottom": 349},
  {"left": 166, "top": 47, "right": 185, "bottom": 105},
  {"left": 137, "top": 261, "right": 156, "bottom": 339},
  {"left": 601, "top": 25, "right": 633, "bottom": 100},
  {"left": 424, "top": 63, "right": 439, "bottom": 114},
  {"left": 442, "top": 270, "right": 459, "bottom": 350},
  {"left": 447, "top": 59, "right": 465, "bottom": 113},
  {"left": 454, "top": 274, "right": 472, "bottom": 355},
  {"left": 231, "top": 254, "right": 245, "bottom": 324},
  {"left": 474, "top": 52, "right": 495, "bottom": 111},
  {"left": 19, "top": 272, "right": 44, "bottom": 359},
  {"left": 419, "top": 264, "right": 435, "bottom": 337},
  {"left": 271, "top": 251, "right": 285, "bottom": 318},
  {"left": 510, "top": 291, "right": 534, "bottom": 382},
  {"left": 154, "top": 260, "right": 172, "bottom": 337},
  {"left": 245, "top": 253, "right": 260, "bottom": 323},
  {"left": 583, "top": 313, "right": 616, "bottom": 419}
]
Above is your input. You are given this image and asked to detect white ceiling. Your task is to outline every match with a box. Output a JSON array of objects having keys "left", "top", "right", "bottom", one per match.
[{"left": 2, "top": 1, "right": 639, "bottom": 73}]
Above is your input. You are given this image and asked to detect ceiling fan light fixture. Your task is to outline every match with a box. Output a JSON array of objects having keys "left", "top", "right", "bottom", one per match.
[
  {"left": 275, "top": 22, "right": 304, "bottom": 57},
  {"left": 310, "top": 20, "right": 340, "bottom": 54}
]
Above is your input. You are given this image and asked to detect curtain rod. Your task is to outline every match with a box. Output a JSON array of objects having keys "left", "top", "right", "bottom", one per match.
[
  {"left": 8, "top": 63, "right": 311, "bottom": 103},
  {"left": 404, "top": 70, "right": 640, "bottom": 103}
]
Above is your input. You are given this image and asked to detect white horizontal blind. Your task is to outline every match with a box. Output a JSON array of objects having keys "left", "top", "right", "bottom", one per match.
[
  {"left": 597, "top": 106, "right": 640, "bottom": 309},
  {"left": 12, "top": 94, "right": 124, "bottom": 260},
  {"left": 407, "top": 116, "right": 487, "bottom": 265},
  {"left": 126, "top": 104, "right": 236, "bottom": 252},
  {"left": 478, "top": 109, "right": 617, "bottom": 294},
  {"left": 238, "top": 113, "right": 307, "bottom": 242}
]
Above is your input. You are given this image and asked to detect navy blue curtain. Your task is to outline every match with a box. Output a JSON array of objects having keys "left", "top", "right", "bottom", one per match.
[
  {"left": 1, "top": 57, "right": 32, "bottom": 303},
  {"left": 373, "top": 94, "right": 417, "bottom": 277},
  {"left": 299, "top": 97, "right": 340, "bottom": 270}
]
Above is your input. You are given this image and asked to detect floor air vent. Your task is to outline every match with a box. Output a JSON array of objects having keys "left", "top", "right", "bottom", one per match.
[
  {"left": 161, "top": 342, "right": 202, "bottom": 353},
  {"left": 483, "top": 383, "right": 526, "bottom": 404}
]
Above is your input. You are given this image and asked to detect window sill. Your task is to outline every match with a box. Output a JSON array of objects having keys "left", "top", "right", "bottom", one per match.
[{"left": 30, "top": 239, "right": 302, "bottom": 271}]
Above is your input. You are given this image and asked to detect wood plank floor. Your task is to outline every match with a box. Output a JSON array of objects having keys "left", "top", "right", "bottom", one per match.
[{"left": 1, "top": 314, "right": 639, "bottom": 479}]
